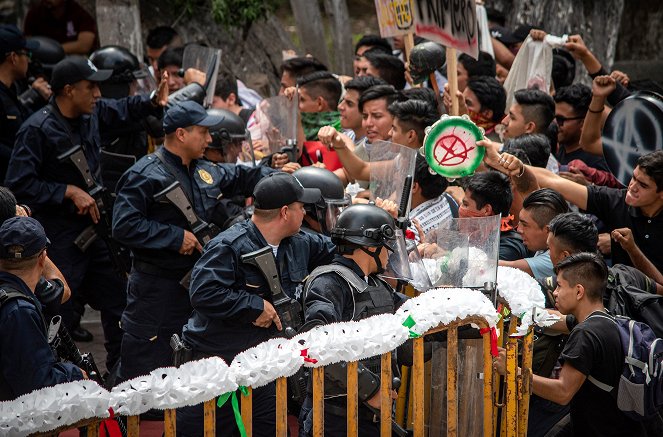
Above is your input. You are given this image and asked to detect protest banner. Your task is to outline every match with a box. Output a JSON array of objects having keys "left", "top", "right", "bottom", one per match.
[
  {"left": 413, "top": 0, "right": 479, "bottom": 59},
  {"left": 374, "top": 0, "right": 416, "bottom": 38}
]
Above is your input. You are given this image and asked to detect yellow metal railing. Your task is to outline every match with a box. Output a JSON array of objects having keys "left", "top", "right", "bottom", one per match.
[{"left": 32, "top": 314, "right": 534, "bottom": 437}]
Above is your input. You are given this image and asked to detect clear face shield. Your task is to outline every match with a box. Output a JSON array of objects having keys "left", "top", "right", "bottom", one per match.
[
  {"left": 250, "top": 95, "right": 298, "bottom": 159},
  {"left": 132, "top": 65, "right": 157, "bottom": 96},
  {"left": 380, "top": 228, "right": 414, "bottom": 282},
  {"left": 316, "top": 195, "right": 352, "bottom": 235}
]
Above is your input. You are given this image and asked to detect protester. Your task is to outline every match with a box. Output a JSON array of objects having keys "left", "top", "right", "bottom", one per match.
[
  {"left": 157, "top": 47, "right": 185, "bottom": 93},
  {"left": 212, "top": 72, "right": 254, "bottom": 124},
  {"left": 145, "top": 26, "right": 181, "bottom": 78},
  {"left": 279, "top": 56, "right": 327, "bottom": 94}
]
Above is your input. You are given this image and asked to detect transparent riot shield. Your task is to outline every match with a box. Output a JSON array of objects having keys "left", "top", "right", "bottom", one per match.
[
  {"left": 423, "top": 214, "right": 500, "bottom": 289},
  {"left": 405, "top": 237, "right": 433, "bottom": 292},
  {"left": 249, "top": 95, "right": 298, "bottom": 159},
  {"left": 182, "top": 44, "right": 221, "bottom": 107},
  {"left": 368, "top": 140, "right": 418, "bottom": 208}
]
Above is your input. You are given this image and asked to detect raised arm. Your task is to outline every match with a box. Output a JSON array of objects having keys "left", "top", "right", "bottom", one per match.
[
  {"left": 318, "top": 126, "right": 371, "bottom": 181},
  {"left": 579, "top": 75, "right": 615, "bottom": 157}
]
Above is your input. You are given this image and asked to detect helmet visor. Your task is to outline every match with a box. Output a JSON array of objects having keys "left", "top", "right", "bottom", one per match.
[
  {"left": 380, "top": 229, "right": 414, "bottom": 282},
  {"left": 133, "top": 66, "right": 157, "bottom": 96},
  {"left": 316, "top": 195, "right": 352, "bottom": 234}
]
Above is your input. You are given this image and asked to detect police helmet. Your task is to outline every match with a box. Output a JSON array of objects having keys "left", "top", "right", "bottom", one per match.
[
  {"left": 27, "top": 36, "right": 64, "bottom": 69},
  {"left": 409, "top": 42, "right": 446, "bottom": 84},
  {"left": 293, "top": 167, "right": 349, "bottom": 235},
  {"left": 331, "top": 204, "right": 396, "bottom": 248},
  {"left": 208, "top": 109, "right": 249, "bottom": 149},
  {"left": 90, "top": 45, "right": 147, "bottom": 83}
]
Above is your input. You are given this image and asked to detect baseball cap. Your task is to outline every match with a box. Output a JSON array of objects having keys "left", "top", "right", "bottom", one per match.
[
  {"left": 490, "top": 26, "right": 519, "bottom": 46},
  {"left": 0, "top": 217, "right": 50, "bottom": 259},
  {"left": 50, "top": 56, "right": 113, "bottom": 92},
  {"left": 163, "top": 100, "right": 224, "bottom": 134},
  {"left": 253, "top": 172, "right": 321, "bottom": 210},
  {"left": 0, "top": 25, "right": 38, "bottom": 55}
]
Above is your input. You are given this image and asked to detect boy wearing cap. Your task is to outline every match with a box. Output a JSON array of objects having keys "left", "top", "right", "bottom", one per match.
[
  {"left": 0, "top": 24, "right": 50, "bottom": 181},
  {"left": 4, "top": 56, "right": 169, "bottom": 372},
  {"left": 177, "top": 172, "right": 336, "bottom": 436},
  {"left": 111, "top": 100, "right": 275, "bottom": 384},
  {"left": 0, "top": 216, "right": 84, "bottom": 400}
]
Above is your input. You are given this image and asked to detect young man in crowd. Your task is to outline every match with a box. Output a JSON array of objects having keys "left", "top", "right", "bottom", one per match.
[
  {"left": 338, "top": 76, "right": 386, "bottom": 143},
  {"left": 212, "top": 72, "right": 254, "bottom": 124},
  {"left": 279, "top": 56, "right": 327, "bottom": 95},
  {"left": 362, "top": 51, "right": 406, "bottom": 90},
  {"left": 463, "top": 76, "right": 506, "bottom": 141},
  {"left": 157, "top": 47, "right": 185, "bottom": 94},
  {"left": 498, "top": 188, "right": 569, "bottom": 278},
  {"left": 145, "top": 26, "right": 181, "bottom": 78},
  {"left": 496, "top": 252, "right": 647, "bottom": 437}
]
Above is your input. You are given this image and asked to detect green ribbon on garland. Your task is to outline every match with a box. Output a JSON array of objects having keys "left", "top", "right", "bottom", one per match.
[
  {"left": 217, "top": 386, "right": 250, "bottom": 437},
  {"left": 402, "top": 314, "right": 421, "bottom": 338}
]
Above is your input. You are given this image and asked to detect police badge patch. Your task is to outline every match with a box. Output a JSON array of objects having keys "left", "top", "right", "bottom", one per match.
[{"left": 198, "top": 169, "right": 214, "bottom": 184}]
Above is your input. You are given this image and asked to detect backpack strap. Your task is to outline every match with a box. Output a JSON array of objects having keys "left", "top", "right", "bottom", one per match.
[
  {"left": 587, "top": 375, "right": 614, "bottom": 392},
  {"left": 303, "top": 265, "right": 368, "bottom": 300},
  {"left": 443, "top": 192, "right": 459, "bottom": 218},
  {"left": 0, "top": 287, "right": 34, "bottom": 308}
]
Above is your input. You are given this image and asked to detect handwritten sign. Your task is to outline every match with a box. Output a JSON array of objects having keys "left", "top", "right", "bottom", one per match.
[
  {"left": 375, "top": 0, "right": 416, "bottom": 37},
  {"left": 414, "top": 0, "right": 479, "bottom": 58}
]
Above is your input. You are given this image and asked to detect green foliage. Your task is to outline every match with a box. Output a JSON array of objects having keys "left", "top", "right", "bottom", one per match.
[
  {"left": 210, "top": 0, "right": 280, "bottom": 29},
  {"left": 169, "top": 0, "right": 280, "bottom": 29}
]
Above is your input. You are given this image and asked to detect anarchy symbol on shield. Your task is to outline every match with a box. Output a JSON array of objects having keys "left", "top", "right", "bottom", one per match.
[{"left": 433, "top": 131, "right": 476, "bottom": 166}]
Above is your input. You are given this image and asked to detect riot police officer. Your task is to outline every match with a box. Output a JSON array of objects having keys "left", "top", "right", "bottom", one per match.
[
  {"left": 292, "top": 166, "right": 350, "bottom": 235},
  {"left": 111, "top": 100, "right": 275, "bottom": 384},
  {"left": 90, "top": 45, "right": 164, "bottom": 191},
  {"left": 204, "top": 108, "right": 255, "bottom": 229},
  {"left": 5, "top": 56, "right": 169, "bottom": 372},
  {"left": 177, "top": 172, "right": 336, "bottom": 436},
  {"left": 299, "top": 204, "right": 408, "bottom": 437}
]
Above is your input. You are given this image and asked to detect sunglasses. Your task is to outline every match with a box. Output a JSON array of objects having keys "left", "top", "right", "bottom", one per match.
[{"left": 554, "top": 115, "right": 584, "bottom": 126}]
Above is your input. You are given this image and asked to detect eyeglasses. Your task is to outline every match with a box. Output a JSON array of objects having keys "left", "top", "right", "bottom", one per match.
[{"left": 554, "top": 115, "right": 584, "bottom": 126}]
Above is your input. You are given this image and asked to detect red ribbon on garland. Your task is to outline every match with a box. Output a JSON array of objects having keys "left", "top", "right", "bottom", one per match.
[
  {"left": 99, "top": 408, "right": 122, "bottom": 437},
  {"left": 300, "top": 348, "right": 318, "bottom": 364},
  {"left": 479, "top": 327, "right": 499, "bottom": 357}
]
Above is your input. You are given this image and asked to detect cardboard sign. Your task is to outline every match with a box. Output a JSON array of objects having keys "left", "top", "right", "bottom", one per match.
[
  {"left": 414, "top": 0, "right": 479, "bottom": 58},
  {"left": 375, "top": 0, "right": 416, "bottom": 37}
]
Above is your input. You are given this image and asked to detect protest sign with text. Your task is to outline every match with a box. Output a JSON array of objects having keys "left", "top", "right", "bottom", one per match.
[
  {"left": 374, "top": 0, "right": 416, "bottom": 37},
  {"left": 414, "top": 0, "right": 479, "bottom": 58}
]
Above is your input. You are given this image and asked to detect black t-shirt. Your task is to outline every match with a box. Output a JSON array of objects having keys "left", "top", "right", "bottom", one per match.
[
  {"left": 586, "top": 186, "right": 663, "bottom": 272},
  {"left": 499, "top": 230, "right": 529, "bottom": 261},
  {"left": 556, "top": 147, "right": 610, "bottom": 171},
  {"left": 559, "top": 312, "right": 646, "bottom": 436}
]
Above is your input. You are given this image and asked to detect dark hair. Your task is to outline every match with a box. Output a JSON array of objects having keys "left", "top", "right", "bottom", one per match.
[
  {"left": 355, "top": 35, "right": 392, "bottom": 54},
  {"left": 214, "top": 72, "right": 241, "bottom": 104},
  {"left": 636, "top": 150, "right": 663, "bottom": 192},
  {"left": 358, "top": 84, "right": 398, "bottom": 112},
  {"left": 522, "top": 188, "right": 569, "bottom": 227},
  {"left": 345, "top": 76, "right": 386, "bottom": 94},
  {"left": 502, "top": 133, "right": 551, "bottom": 168},
  {"left": 466, "top": 76, "right": 506, "bottom": 122},
  {"left": 465, "top": 171, "right": 513, "bottom": 216},
  {"left": 486, "top": 7, "right": 506, "bottom": 27},
  {"left": 549, "top": 212, "right": 598, "bottom": 254},
  {"left": 554, "top": 252, "right": 608, "bottom": 302},
  {"left": 459, "top": 51, "right": 496, "bottom": 78},
  {"left": 146, "top": 26, "right": 179, "bottom": 49},
  {"left": 552, "top": 48, "right": 576, "bottom": 90},
  {"left": 297, "top": 71, "right": 342, "bottom": 111},
  {"left": 363, "top": 52, "right": 406, "bottom": 90},
  {"left": 157, "top": 46, "right": 183, "bottom": 70},
  {"left": 281, "top": 56, "right": 328, "bottom": 78},
  {"left": 399, "top": 88, "right": 440, "bottom": 117},
  {"left": 514, "top": 89, "right": 555, "bottom": 133},
  {"left": 554, "top": 83, "right": 592, "bottom": 116},
  {"left": 0, "top": 187, "right": 17, "bottom": 224},
  {"left": 388, "top": 100, "right": 437, "bottom": 143},
  {"left": 414, "top": 155, "right": 448, "bottom": 199}
]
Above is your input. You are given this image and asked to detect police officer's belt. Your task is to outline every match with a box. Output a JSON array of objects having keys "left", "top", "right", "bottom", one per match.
[{"left": 132, "top": 260, "right": 191, "bottom": 279}]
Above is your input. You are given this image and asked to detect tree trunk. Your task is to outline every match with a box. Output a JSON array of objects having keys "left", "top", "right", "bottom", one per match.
[
  {"left": 96, "top": 0, "right": 143, "bottom": 59},
  {"left": 323, "top": 0, "right": 353, "bottom": 75},
  {"left": 289, "top": 0, "right": 330, "bottom": 67},
  {"left": 490, "top": 0, "right": 625, "bottom": 74}
]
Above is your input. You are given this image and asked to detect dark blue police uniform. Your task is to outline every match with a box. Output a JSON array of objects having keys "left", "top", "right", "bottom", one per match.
[
  {"left": 0, "top": 81, "right": 32, "bottom": 181},
  {"left": 0, "top": 271, "right": 84, "bottom": 400},
  {"left": 4, "top": 95, "right": 161, "bottom": 370},
  {"left": 112, "top": 146, "right": 274, "bottom": 382},
  {"left": 177, "top": 220, "right": 335, "bottom": 436}
]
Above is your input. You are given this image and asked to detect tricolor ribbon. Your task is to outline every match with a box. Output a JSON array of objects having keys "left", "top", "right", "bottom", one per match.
[
  {"left": 402, "top": 314, "right": 421, "bottom": 338},
  {"left": 479, "top": 327, "right": 499, "bottom": 357},
  {"left": 217, "top": 386, "right": 250, "bottom": 437}
]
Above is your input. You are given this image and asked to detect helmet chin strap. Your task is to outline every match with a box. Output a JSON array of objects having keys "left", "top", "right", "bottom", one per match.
[{"left": 361, "top": 246, "right": 385, "bottom": 274}]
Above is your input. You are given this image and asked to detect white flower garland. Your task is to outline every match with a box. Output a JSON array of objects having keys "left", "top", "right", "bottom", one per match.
[{"left": 0, "top": 271, "right": 550, "bottom": 435}]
